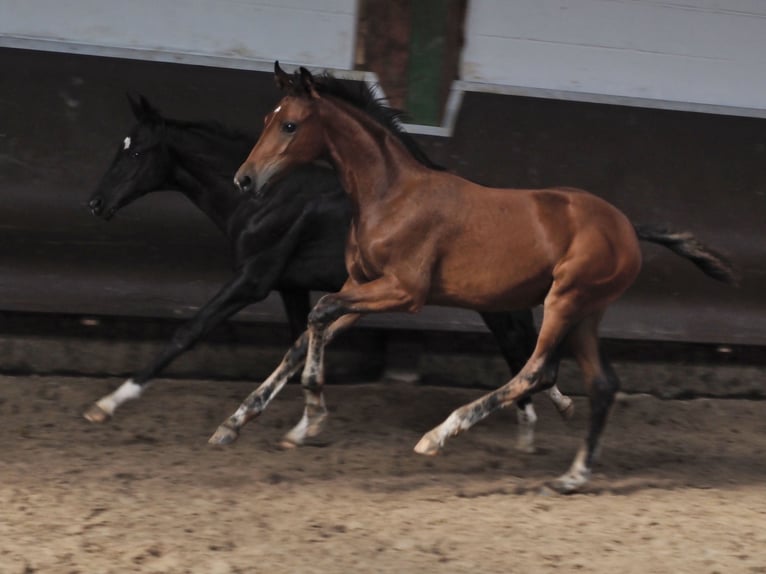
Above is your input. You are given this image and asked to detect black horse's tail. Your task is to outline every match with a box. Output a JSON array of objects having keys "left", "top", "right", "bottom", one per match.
[{"left": 633, "top": 223, "right": 739, "bottom": 285}]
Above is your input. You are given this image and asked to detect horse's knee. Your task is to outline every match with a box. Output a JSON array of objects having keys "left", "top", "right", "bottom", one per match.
[
  {"left": 300, "top": 360, "right": 324, "bottom": 390},
  {"left": 308, "top": 295, "right": 346, "bottom": 329}
]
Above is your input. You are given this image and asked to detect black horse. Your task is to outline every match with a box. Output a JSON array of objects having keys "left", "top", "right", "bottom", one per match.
[{"left": 84, "top": 95, "right": 573, "bottom": 451}]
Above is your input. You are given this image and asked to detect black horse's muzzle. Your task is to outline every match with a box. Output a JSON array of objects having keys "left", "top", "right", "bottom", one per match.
[
  {"left": 87, "top": 195, "right": 115, "bottom": 220},
  {"left": 88, "top": 196, "right": 104, "bottom": 216}
]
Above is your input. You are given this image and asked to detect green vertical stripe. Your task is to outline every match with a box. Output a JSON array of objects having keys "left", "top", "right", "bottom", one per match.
[{"left": 406, "top": 0, "right": 450, "bottom": 125}]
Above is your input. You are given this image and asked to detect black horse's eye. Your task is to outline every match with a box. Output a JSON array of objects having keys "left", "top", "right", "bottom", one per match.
[
  {"left": 282, "top": 122, "right": 297, "bottom": 134},
  {"left": 131, "top": 150, "right": 141, "bottom": 158}
]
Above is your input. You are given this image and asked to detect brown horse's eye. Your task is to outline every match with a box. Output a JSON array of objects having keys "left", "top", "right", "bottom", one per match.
[{"left": 282, "top": 122, "right": 297, "bottom": 134}]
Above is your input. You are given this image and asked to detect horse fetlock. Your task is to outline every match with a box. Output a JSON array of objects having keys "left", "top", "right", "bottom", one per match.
[
  {"left": 556, "top": 396, "right": 575, "bottom": 420},
  {"left": 515, "top": 406, "right": 537, "bottom": 453}
]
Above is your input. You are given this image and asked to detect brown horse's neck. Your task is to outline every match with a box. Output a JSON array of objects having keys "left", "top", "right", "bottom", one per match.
[{"left": 318, "top": 97, "right": 428, "bottom": 209}]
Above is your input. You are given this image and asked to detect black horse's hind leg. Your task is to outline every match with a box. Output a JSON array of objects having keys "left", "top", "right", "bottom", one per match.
[
  {"left": 480, "top": 311, "right": 573, "bottom": 452},
  {"left": 279, "top": 288, "right": 312, "bottom": 342},
  {"left": 84, "top": 272, "right": 263, "bottom": 423}
]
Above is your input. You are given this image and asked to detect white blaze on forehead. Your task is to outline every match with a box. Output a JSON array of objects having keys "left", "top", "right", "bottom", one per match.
[
  {"left": 123, "top": 136, "right": 132, "bottom": 150},
  {"left": 273, "top": 105, "right": 282, "bottom": 114}
]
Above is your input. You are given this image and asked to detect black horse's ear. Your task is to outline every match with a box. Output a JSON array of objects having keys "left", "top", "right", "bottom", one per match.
[
  {"left": 139, "top": 95, "right": 159, "bottom": 120},
  {"left": 126, "top": 92, "right": 143, "bottom": 119},
  {"left": 274, "top": 61, "right": 293, "bottom": 91},
  {"left": 298, "top": 67, "right": 319, "bottom": 99},
  {"left": 126, "top": 93, "right": 161, "bottom": 123}
]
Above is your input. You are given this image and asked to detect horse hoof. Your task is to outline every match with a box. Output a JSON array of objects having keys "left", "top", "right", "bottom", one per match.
[
  {"left": 413, "top": 432, "right": 442, "bottom": 456},
  {"left": 83, "top": 404, "right": 111, "bottom": 424},
  {"left": 208, "top": 425, "right": 239, "bottom": 445},
  {"left": 278, "top": 438, "right": 300, "bottom": 450},
  {"left": 558, "top": 398, "right": 575, "bottom": 421},
  {"left": 547, "top": 471, "right": 589, "bottom": 494}
]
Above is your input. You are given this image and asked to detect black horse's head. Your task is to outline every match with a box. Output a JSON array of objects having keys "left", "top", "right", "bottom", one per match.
[{"left": 88, "top": 95, "right": 172, "bottom": 220}]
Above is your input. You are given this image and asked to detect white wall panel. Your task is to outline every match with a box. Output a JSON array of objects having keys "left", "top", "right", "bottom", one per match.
[
  {"left": 0, "top": 0, "right": 358, "bottom": 70},
  {"left": 462, "top": 0, "right": 766, "bottom": 114}
]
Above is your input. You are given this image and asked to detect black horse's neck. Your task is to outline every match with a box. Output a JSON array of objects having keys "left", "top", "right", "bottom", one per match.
[{"left": 164, "top": 122, "right": 254, "bottom": 233}]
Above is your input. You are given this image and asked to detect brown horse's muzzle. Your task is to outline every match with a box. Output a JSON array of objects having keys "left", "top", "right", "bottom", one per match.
[
  {"left": 233, "top": 164, "right": 255, "bottom": 194},
  {"left": 235, "top": 159, "right": 283, "bottom": 195}
]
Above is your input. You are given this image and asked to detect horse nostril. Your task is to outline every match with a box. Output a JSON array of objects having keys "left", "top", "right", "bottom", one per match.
[
  {"left": 88, "top": 197, "right": 104, "bottom": 215},
  {"left": 235, "top": 175, "right": 253, "bottom": 193}
]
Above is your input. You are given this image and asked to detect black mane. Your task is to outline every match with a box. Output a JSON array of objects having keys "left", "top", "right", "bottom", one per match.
[
  {"left": 158, "top": 117, "right": 256, "bottom": 172},
  {"left": 130, "top": 94, "right": 256, "bottom": 147},
  {"left": 165, "top": 117, "right": 255, "bottom": 147},
  {"left": 302, "top": 72, "right": 445, "bottom": 171}
]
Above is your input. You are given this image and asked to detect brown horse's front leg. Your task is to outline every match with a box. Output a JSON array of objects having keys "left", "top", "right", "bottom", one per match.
[
  {"left": 301, "top": 276, "right": 425, "bottom": 387},
  {"left": 293, "top": 276, "right": 425, "bottom": 441},
  {"left": 208, "top": 332, "right": 310, "bottom": 445},
  {"left": 281, "top": 313, "right": 360, "bottom": 447}
]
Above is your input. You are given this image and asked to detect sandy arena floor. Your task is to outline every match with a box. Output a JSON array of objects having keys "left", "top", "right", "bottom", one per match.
[{"left": 1, "top": 374, "right": 765, "bottom": 573}]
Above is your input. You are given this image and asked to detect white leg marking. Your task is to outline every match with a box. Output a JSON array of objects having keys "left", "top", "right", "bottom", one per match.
[
  {"left": 551, "top": 444, "right": 592, "bottom": 493},
  {"left": 94, "top": 379, "right": 143, "bottom": 416},
  {"left": 414, "top": 410, "right": 467, "bottom": 455},
  {"left": 283, "top": 392, "right": 328, "bottom": 446},
  {"left": 546, "top": 385, "right": 574, "bottom": 419},
  {"left": 283, "top": 410, "right": 311, "bottom": 445},
  {"left": 515, "top": 403, "right": 538, "bottom": 453}
]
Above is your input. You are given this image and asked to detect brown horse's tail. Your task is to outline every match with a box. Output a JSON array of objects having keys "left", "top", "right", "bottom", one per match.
[{"left": 633, "top": 223, "right": 740, "bottom": 285}]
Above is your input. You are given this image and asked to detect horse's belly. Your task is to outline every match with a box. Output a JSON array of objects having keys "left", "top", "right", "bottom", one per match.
[{"left": 428, "top": 256, "right": 553, "bottom": 311}]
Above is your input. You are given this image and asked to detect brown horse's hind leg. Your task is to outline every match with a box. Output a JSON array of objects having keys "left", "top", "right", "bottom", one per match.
[
  {"left": 549, "top": 311, "right": 619, "bottom": 493},
  {"left": 414, "top": 296, "right": 580, "bottom": 457},
  {"left": 480, "top": 311, "right": 573, "bottom": 452},
  {"left": 280, "top": 314, "right": 360, "bottom": 447},
  {"left": 515, "top": 354, "right": 569, "bottom": 453}
]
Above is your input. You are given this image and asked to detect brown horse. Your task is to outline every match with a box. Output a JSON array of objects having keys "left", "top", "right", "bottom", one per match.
[{"left": 211, "top": 63, "right": 737, "bottom": 493}]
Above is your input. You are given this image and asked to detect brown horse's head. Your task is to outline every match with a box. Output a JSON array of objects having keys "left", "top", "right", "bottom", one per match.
[{"left": 234, "top": 62, "right": 326, "bottom": 194}]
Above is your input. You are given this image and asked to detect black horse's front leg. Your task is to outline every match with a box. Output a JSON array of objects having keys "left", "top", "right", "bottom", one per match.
[{"left": 83, "top": 272, "right": 261, "bottom": 423}]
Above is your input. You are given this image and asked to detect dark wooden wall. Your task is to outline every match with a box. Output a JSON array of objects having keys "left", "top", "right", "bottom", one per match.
[{"left": 1, "top": 47, "right": 763, "bottom": 345}]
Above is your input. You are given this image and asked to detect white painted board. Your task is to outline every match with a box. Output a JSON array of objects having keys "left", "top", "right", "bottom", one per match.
[
  {"left": 0, "top": 0, "right": 358, "bottom": 70},
  {"left": 462, "top": 0, "right": 766, "bottom": 114}
]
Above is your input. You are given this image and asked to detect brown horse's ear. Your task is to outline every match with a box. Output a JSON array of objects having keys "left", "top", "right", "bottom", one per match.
[
  {"left": 299, "top": 67, "right": 320, "bottom": 99},
  {"left": 274, "top": 61, "right": 293, "bottom": 91}
]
